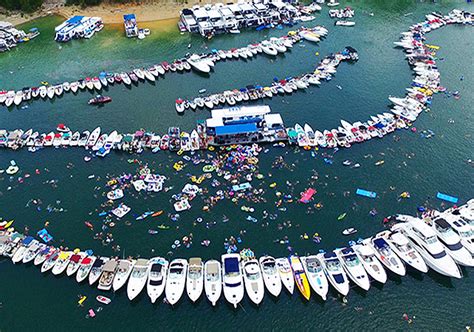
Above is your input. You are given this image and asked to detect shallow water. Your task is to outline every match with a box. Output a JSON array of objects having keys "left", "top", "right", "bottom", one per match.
[{"left": 0, "top": 0, "right": 473, "bottom": 330}]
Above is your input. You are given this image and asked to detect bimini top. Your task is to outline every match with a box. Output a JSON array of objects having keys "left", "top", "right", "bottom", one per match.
[
  {"left": 67, "top": 16, "right": 84, "bottom": 24},
  {"left": 123, "top": 14, "right": 136, "bottom": 21},
  {"left": 224, "top": 257, "right": 239, "bottom": 273}
]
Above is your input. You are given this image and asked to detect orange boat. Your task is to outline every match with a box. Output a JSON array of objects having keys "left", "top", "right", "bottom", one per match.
[
  {"left": 152, "top": 210, "right": 164, "bottom": 217},
  {"left": 290, "top": 255, "right": 311, "bottom": 300}
]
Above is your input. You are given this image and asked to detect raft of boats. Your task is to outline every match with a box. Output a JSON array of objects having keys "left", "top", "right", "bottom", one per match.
[
  {"left": 0, "top": 26, "right": 326, "bottom": 109},
  {"left": 176, "top": 42, "right": 358, "bottom": 114},
  {"left": 0, "top": 201, "right": 472, "bottom": 306}
]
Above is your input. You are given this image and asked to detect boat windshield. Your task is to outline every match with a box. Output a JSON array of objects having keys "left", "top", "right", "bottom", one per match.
[
  {"left": 307, "top": 262, "right": 322, "bottom": 273},
  {"left": 459, "top": 230, "right": 473, "bottom": 238},
  {"left": 325, "top": 259, "right": 341, "bottom": 271},
  {"left": 188, "top": 270, "right": 202, "bottom": 280},
  {"left": 344, "top": 255, "right": 360, "bottom": 267},
  {"left": 206, "top": 273, "right": 219, "bottom": 282},
  {"left": 426, "top": 235, "right": 438, "bottom": 244},
  {"left": 131, "top": 269, "right": 146, "bottom": 278}
]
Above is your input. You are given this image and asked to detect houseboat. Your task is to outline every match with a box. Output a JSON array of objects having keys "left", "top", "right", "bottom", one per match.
[
  {"left": 204, "top": 105, "right": 287, "bottom": 146},
  {"left": 55, "top": 16, "right": 103, "bottom": 42}
]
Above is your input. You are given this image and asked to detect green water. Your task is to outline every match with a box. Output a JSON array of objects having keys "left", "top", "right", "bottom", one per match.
[{"left": 1, "top": 0, "right": 473, "bottom": 330}]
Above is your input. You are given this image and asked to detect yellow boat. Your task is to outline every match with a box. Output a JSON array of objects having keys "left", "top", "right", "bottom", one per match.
[
  {"left": 78, "top": 295, "right": 87, "bottom": 306},
  {"left": 290, "top": 256, "right": 311, "bottom": 300},
  {"left": 0, "top": 220, "right": 14, "bottom": 230},
  {"left": 425, "top": 44, "right": 440, "bottom": 50}
]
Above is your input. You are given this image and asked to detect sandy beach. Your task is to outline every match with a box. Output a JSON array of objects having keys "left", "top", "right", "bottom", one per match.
[{"left": 0, "top": 0, "right": 224, "bottom": 26}]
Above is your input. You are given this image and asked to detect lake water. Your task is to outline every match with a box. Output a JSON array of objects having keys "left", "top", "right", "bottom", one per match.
[{"left": 0, "top": 0, "right": 473, "bottom": 330}]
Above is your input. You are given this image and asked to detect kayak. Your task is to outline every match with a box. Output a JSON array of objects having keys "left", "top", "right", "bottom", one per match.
[
  {"left": 152, "top": 210, "right": 164, "bottom": 217},
  {"left": 0, "top": 220, "right": 14, "bottom": 230},
  {"left": 337, "top": 213, "right": 347, "bottom": 220},
  {"left": 136, "top": 211, "right": 154, "bottom": 220},
  {"left": 78, "top": 296, "right": 87, "bottom": 306}
]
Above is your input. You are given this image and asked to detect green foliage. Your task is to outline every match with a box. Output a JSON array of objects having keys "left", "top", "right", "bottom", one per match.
[
  {"left": 65, "top": 0, "right": 137, "bottom": 6},
  {"left": 0, "top": 0, "right": 44, "bottom": 12}
]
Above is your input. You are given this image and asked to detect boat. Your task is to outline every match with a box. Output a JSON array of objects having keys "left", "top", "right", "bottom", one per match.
[
  {"left": 352, "top": 243, "right": 387, "bottom": 284},
  {"left": 147, "top": 257, "right": 169, "bottom": 303},
  {"left": 259, "top": 256, "right": 282, "bottom": 298},
  {"left": 86, "top": 127, "right": 101, "bottom": 148},
  {"left": 427, "top": 217, "right": 474, "bottom": 267},
  {"left": 335, "top": 20, "right": 355, "bottom": 26},
  {"left": 56, "top": 124, "right": 70, "bottom": 133},
  {"left": 41, "top": 251, "right": 60, "bottom": 273},
  {"left": 275, "top": 257, "right": 294, "bottom": 294},
  {"left": 221, "top": 253, "right": 244, "bottom": 308},
  {"left": 187, "top": 54, "right": 211, "bottom": 73},
  {"left": 165, "top": 258, "right": 188, "bottom": 305},
  {"left": 440, "top": 212, "right": 474, "bottom": 257},
  {"left": 260, "top": 41, "right": 278, "bottom": 56},
  {"left": 300, "top": 255, "right": 329, "bottom": 300},
  {"left": 204, "top": 260, "right": 222, "bottom": 306},
  {"left": 127, "top": 258, "right": 150, "bottom": 300},
  {"left": 289, "top": 255, "right": 311, "bottom": 300},
  {"left": 88, "top": 257, "right": 109, "bottom": 285},
  {"left": 76, "top": 256, "right": 96, "bottom": 283},
  {"left": 365, "top": 236, "right": 406, "bottom": 276},
  {"left": 393, "top": 216, "right": 462, "bottom": 278},
  {"left": 335, "top": 248, "right": 371, "bottom": 291},
  {"left": 113, "top": 259, "right": 136, "bottom": 291},
  {"left": 34, "top": 247, "right": 55, "bottom": 266},
  {"left": 186, "top": 257, "right": 204, "bottom": 302},
  {"left": 66, "top": 252, "right": 87, "bottom": 276},
  {"left": 11, "top": 236, "right": 35, "bottom": 264},
  {"left": 175, "top": 98, "right": 185, "bottom": 113},
  {"left": 88, "top": 95, "right": 112, "bottom": 105},
  {"left": 97, "top": 259, "right": 118, "bottom": 290},
  {"left": 318, "top": 251, "right": 350, "bottom": 296},
  {"left": 96, "top": 295, "right": 111, "bottom": 305},
  {"left": 242, "top": 259, "right": 265, "bottom": 305},
  {"left": 22, "top": 241, "right": 45, "bottom": 264},
  {"left": 52, "top": 251, "right": 72, "bottom": 275},
  {"left": 342, "top": 228, "right": 357, "bottom": 235},
  {"left": 378, "top": 230, "right": 428, "bottom": 273}
]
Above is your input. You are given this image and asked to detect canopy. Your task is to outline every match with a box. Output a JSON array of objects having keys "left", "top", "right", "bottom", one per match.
[
  {"left": 215, "top": 123, "right": 257, "bottom": 136},
  {"left": 224, "top": 257, "right": 239, "bottom": 273}
]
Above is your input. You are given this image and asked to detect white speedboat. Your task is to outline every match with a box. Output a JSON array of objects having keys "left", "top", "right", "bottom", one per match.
[
  {"left": 260, "top": 41, "right": 278, "bottom": 56},
  {"left": 352, "top": 243, "right": 387, "bottom": 284},
  {"left": 317, "top": 251, "right": 350, "bottom": 296},
  {"left": 147, "top": 257, "right": 168, "bottom": 303},
  {"left": 378, "top": 230, "right": 428, "bottom": 273},
  {"left": 335, "top": 248, "right": 370, "bottom": 291},
  {"left": 22, "top": 241, "right": 45, "bottom": 264},
  {"left": 275, "top": 257, "right": 294, "bottom": 294},
  {"left": 393, "top": 216, "right": 462, "bottom": 278},
  {"left": 86, "top": 127, "right": 101, "bottom": 148},
  {"left": 127, "top": 258, "right": 150, "bottom": 300},
  {"left": 66, "top": 252, "right": 87, "bottom": 276},
  {"left": 298, "top": 30, "right": 320, "bottom": 42},
  {"left": 113, "top": 259, "right": 136, "bottom": 291},
  {"left": 34, "top": 247, "right": 55, "bottom": 266},
  {"left": 242, "top": 259, "right": 265, "bottom": 305},
  {"left": 41, "top": 251, "right": 60, "bottom": 273},
  {"left": 335, "top": 20, "right": 355, "bottom": 26},
  {"left": 204, "top": 260, "right": 222, "bottom": 306},
  {"left": 186, "top": 257, "right": 204, "bottom": 303},
  {"left": 365, "top": 236, "right": 406, "bottom": 276},
  {"left": 98, "top": 259, "right": 118, "bottom": 290},
  {"left": 259, "top": 256, "right": 282, "bottom": 298},
  {"left": 89, "top": 257, "right": 109, "bottom": 285},
  {"left": 300, "top": 255, "right": 329, "bottom": 300},
  {"left": 76, "top": 256, "right": 96, "bottom": 283},
  {"left": 11, "top": 236, "right": 35, "bottom": 264},
  {"left": 165, "top": 258, "right": 188, "bottom": 305},
  {"left": 428, "top": 217, "right": 474, "bottom": 267},
  {"left": 221, "top": 253, "right": 244, "bottom": 308},
  {"left": 187, "top": 54, "right": 211, "bottom": 73}
]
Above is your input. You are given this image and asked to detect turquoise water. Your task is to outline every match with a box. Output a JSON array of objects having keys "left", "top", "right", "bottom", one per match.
[{"left": 1, "top": 0, "right": 473, "bottom": 330}]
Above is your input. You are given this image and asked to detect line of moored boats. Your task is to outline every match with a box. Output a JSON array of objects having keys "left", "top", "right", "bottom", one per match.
[
  {"left": 175, "top": 42, "right": 357, "bottom": 113},
  {"left": 1, "top": 201, "right": 472, "bottom": 306},
  {"left": 0, "top": 25, "right": 326, "bottom": 108}
]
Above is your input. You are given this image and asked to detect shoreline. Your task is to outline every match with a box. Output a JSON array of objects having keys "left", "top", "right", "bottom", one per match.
[{"left": 1, "top": 1, "right": 225, "bottom": 27}]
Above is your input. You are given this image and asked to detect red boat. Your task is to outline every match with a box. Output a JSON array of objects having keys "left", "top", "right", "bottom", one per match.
[{"left": 88, "top": 95, "right": 112, "bottom": 105}]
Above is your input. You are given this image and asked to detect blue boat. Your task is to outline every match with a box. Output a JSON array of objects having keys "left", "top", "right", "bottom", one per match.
[
  {"left": 356, "top": 188, "right": 377, "bottom": 198},
  {"left": 436, "top": 192, "right": 458, "bottom": 204}
]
